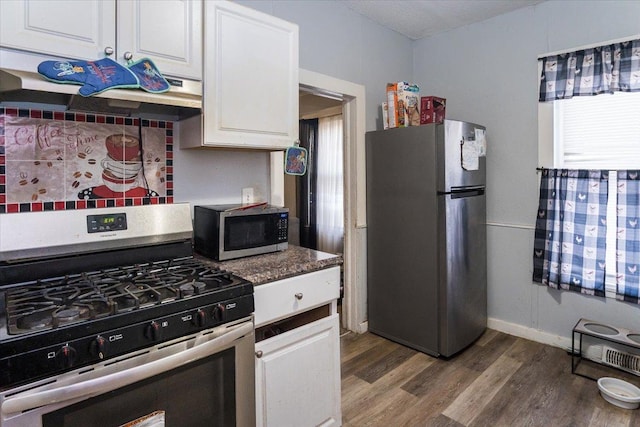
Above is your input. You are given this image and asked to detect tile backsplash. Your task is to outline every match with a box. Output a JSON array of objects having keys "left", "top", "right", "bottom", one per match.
[{"left": 0, "top": 108, "right": 173, "bottom": 214}]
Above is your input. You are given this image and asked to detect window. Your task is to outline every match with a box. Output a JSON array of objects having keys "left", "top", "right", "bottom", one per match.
[
  {"left": 541, "top": 91, "right": 640, "bottom": 297},
  {"left": 554, "top": 92, "right": 640, "bottom": 169}
]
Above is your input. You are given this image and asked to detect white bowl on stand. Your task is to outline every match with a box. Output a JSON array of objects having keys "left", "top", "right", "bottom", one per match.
[{"left": 597, "top": 377, "right": 640, "bottom": 409}]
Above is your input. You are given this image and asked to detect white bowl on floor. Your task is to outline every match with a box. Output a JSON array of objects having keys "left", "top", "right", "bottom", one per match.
[{"left": 597, "top": 377, "right": 640, "bottom": 409}]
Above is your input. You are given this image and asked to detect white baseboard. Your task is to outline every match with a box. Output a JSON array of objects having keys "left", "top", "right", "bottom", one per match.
[
  {"left": 357, "top": 320, "right": 369, "bottom": 334},
  {"left": 359, "top": 318, "right": 573, "bottom": 351},
  {"left": 357, "top": 317, "right": 611, "bottom": 362},
  {"left": 488, "top": 317, "right": 573, "bottom": 352}
]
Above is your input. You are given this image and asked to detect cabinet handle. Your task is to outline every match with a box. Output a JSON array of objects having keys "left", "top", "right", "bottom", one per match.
[
  {"left": 295, "top": 293, "right": 303, "bottom": 300},
  {"left": 104, "top": 46, "right": 114, "bottom": 56},
  {"left": 123, "top": 51, "right": 134, "bottom": 61},
  {"left": 255, "top": 350, "right": 263, "bottom": 358}
]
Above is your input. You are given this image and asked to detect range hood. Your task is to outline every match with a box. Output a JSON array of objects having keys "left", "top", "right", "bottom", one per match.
[{"left": 0, "top": 68, "right": 202, "bottom": 120}]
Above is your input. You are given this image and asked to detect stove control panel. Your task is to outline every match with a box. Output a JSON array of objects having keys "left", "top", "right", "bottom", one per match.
[{"left": 86, "top": 212, "right": 128, "bottom": 233}]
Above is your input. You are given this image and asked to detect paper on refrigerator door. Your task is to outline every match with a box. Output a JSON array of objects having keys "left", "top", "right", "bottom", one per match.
[
  {"left": 475, "top": 128, "right": 487, "bottom": 157},
  {"left": 461, "top": 139, "right": 479, "bottom": 170}
]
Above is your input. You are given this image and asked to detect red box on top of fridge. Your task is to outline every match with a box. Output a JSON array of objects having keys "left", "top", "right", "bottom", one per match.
[{"left": 420, "top": 96, "right": 446, "bottom": 124}]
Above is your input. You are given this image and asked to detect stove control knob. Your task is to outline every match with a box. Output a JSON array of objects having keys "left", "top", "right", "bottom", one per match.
[
  {"left": 145, "top": 321, "right": 163, "bottom": 341},
  {"left": 56, "top": 344, "right": 77, "bottom": 369},
  {"left": 194, "top": 309, "right": 207, "bottom": 327},
  {"left": 90, "top": 335, "right": 108, "bottom": 360},
  {"left": 212, "top": 304, "right": 226, "bottom": 322}
]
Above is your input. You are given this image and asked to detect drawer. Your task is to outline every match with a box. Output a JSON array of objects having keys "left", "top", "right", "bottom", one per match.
[{"left": 254, "top": 267, "right": 340, "bottom": 328}]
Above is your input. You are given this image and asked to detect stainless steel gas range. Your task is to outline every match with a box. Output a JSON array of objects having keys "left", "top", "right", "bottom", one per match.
[{"left": 0, "top": 204, "right": 255, "bottom": 427}]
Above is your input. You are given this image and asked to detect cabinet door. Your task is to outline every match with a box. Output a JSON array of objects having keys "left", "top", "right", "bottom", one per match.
[
  {"left": 0, "top": 0, "right": 116, "bottom": 60},
  {"left": 255, "top": 314, "right": 341, "bottom": 427},
  {"left": 203, "top": 1, "right": 299, "bottom": 149},
  {"left": 117, "top": 0, "right": 202, "bottom": 80}
]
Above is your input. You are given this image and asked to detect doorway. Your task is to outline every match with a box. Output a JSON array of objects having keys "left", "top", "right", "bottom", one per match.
[
  {"left": 270, "top": 69, "right": 367, "bottom": 333},
  {"left": 286, "top": 91, "right": 344, "bottom": 252},
  {"left": 284, "top": 91, "right": 345, "bottom": 318}
]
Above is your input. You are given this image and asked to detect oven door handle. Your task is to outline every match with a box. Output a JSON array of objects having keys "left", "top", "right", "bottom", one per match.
[{"left": 1, "top": 321, "right": 253, "bottom": 416}]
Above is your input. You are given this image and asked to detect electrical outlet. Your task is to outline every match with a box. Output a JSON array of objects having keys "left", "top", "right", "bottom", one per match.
[{"left": 242, "top": 187, "right": 254, "bottom": 204}]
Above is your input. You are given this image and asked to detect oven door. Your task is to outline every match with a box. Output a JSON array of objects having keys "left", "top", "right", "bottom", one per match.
[{"left": 0, "top": 318, "right": 255, "bottom": 427}]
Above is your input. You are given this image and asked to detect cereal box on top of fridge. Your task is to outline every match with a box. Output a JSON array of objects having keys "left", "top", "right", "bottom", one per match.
[
  {"left": 382, "top": 102, "right": 389, "bottom": 130},
  {"left": 398, "top": 82, "right": 420, "bottom": 126},
  {"left": 386, "top": 83, "right": 398, "bottom": 128},
  {"left": 394, "top": 81, "right": 409, "bottom": 127},
  {"left": 420, "top": 96, "right": 446, "bottom": 124}
]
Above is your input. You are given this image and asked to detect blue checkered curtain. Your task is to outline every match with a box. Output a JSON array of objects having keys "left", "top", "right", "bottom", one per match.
[
  {"left": 539, "top": 39, "right": 640, "bottom": 102},
  {"left": 616, "top": 171, "right": 640, "bottom": 303},
  {"left": 533, "top": 169, "right": 609, "bottom": 296}
]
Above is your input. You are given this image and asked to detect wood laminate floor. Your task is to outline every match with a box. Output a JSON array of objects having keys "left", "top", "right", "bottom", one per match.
[{"left": 340, "top": 329, "right": 640, "bottom": 427}]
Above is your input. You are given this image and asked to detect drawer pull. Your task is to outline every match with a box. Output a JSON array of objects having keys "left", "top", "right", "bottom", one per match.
[
  {"left": 255, "top": 350, "right": 263, "bottom": 358},
  {"left": 295, "top": 293, "right": 303, "bottom": 300}
]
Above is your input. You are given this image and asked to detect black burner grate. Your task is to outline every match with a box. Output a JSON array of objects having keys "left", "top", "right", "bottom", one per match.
[{"left": 5, "top": 258, "right": 236, "bottom": 335}]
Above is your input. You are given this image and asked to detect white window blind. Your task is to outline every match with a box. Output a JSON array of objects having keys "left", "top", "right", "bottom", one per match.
[
  {"left": 553, "top": 91, "right": 640, "bottom": 297},
  {"left": 554, "top": 92, "right": 640, "bottom": 169}
]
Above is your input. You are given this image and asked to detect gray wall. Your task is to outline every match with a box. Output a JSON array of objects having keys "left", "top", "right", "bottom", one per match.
[
  {"left": 412, "top": 1, "right": 640, "bottom": 339},
  {"left": 173, "top": 148, "right": 272, "bottom": 207},
  {"left": 175, "top": 1, "right": 413, "bottom": 209},
  {"left": 237, "top": 0, "right": 414, "bottom": 131}
]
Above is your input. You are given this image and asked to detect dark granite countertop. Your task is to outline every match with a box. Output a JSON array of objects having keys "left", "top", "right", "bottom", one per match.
[{"left": 200, "top": 245, "right": 343, "bottom": 286}]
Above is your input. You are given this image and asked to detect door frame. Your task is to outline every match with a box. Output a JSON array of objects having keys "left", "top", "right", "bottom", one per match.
[{"left": 270, "top": 69, "right": 367, "bottom": 333}]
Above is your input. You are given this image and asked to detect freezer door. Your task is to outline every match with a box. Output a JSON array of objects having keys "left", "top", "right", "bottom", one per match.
[
  {"left": 437, "top": 120, "right": 486, "bottom": 192},
  {"left": 438, "top": 191, "right": 487, "bottom": 357}
]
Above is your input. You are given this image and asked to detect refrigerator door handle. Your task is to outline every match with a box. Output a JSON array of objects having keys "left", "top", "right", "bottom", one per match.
[{"left": 448, "top": 186, "right": 485, "bottom": 198}]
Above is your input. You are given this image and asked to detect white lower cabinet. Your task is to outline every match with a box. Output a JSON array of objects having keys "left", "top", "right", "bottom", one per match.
[
  {"left": 255, "top": 314, "right": 341, "bottom": 427},
  {"left": 254, "top": 267, "right": 342, "bottom": 426}
]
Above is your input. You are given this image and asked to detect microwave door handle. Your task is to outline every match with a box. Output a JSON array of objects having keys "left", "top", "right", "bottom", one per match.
[{"left": 1, "top": 321, "right": 253, "bottom": 416}]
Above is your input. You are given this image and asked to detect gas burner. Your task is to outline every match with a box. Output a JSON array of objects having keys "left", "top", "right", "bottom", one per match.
[
  {"left": 115, "top": 289, "right": 139, "bottom": 309},
  {"left": 178, "top": 281, "right": 207, "bottom": 297},
  {"left": 16, "top": 309, "right": 54, "bottom": 331},
  {"left": 52, "top": 307, "right": 84, "bottom": 327},
  {"left": 4, "top": 257, "right": 244, "bottom": 336},
  {"left": 55, "top": 307, "right": 81, "bottom": 320},
  {"left": 111, "top": 283, "right": 166, "bottom": 310}
]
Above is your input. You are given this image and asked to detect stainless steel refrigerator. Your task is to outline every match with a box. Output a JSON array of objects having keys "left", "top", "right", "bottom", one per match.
[{"left": 366, "top": 120, "right": 487, "bottom": 357}]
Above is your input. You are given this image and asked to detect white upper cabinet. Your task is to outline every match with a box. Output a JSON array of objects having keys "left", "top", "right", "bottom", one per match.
[
  {"left": 194, "top": 0, "right": 299, "bottom": 149},
  {"left": 117, "top": 0, "right": 202, "bottom": 80},
  {"left": 0, "top": 0, "right": 116, "bottom": 61},
  {"left": 0, "top": 0, "right": 202, "bottom": 80}
]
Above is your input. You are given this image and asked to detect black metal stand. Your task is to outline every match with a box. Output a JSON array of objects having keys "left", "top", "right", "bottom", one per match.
[{"left": 571, "top": 318, "right": 640, "bottom": 381}]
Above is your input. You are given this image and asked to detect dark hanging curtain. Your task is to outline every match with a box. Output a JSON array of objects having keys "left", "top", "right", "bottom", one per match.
[
  {"left": 539, "top": 38, "right": 640, "bottom": 102},
  {"left": 616, "top": 170, "right": 640, "bottom": 304},
  {"left": 298, "top": 119, "right": 319, "bottom": 249},
  {"left": 533, "top": 169, "right": 609, "bottom": 297}
]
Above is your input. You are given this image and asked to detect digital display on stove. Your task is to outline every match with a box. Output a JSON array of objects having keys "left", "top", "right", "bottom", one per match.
[{"left": 86, "top": 213, "right": 127, "bottom": 233}]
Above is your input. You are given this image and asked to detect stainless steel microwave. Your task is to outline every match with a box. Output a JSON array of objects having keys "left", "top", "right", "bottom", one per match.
[{"left": 194, "top": 204, "right": 288, "bottom": 261}]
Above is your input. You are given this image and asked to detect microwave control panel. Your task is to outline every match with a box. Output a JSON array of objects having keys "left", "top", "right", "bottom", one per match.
[
  {"left": 277, "top": 213, "right": 288, "bottom": 242},
  {"left": 278, "top": 212, "right": 289, "bottom": 242}
]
